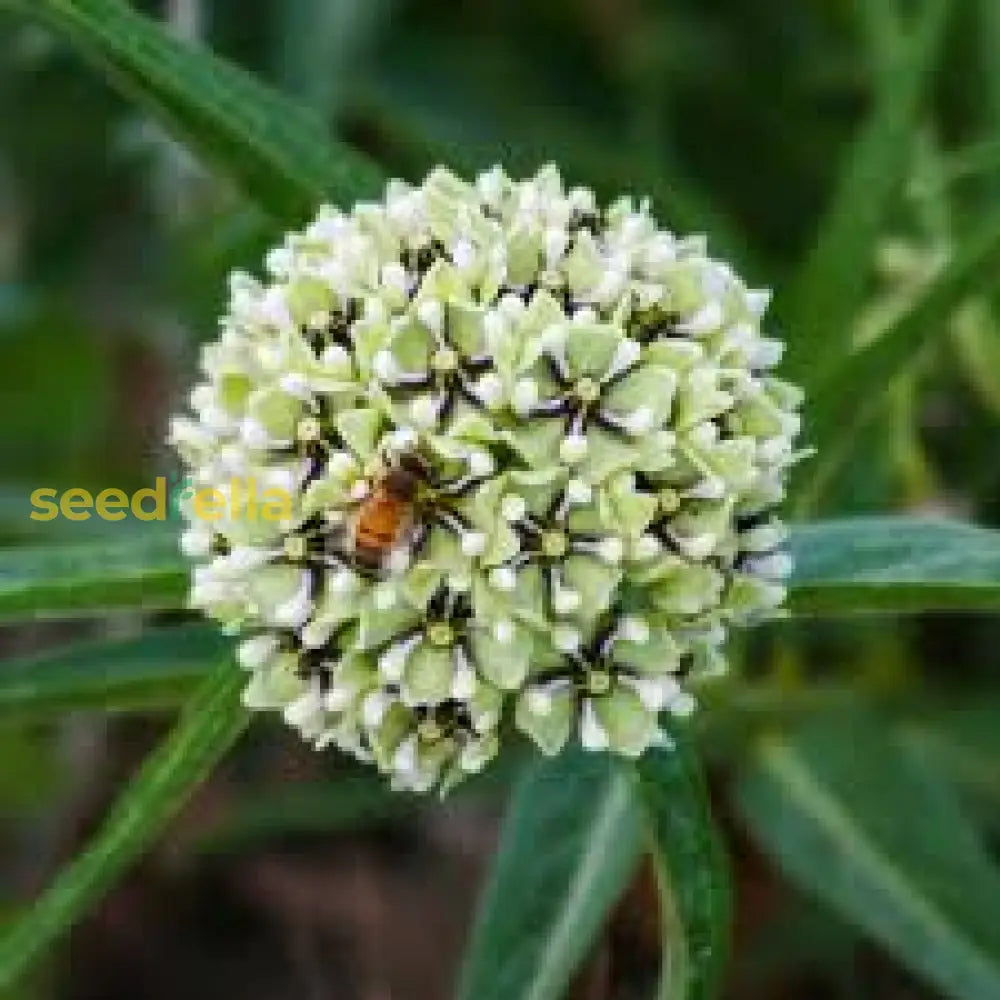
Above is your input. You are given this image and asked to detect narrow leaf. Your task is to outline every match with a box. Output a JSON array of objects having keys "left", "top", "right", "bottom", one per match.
[
  {"left": 781, "top": 0, "right": 951, "bottom": 385},
  {"left": 0, "top": 661, "right": 247, "bottom": 990},
  {"left": 952, "top": 299, "right": 1000, "bottom": 419},
  {"left": 276, "top": 0, "right": 390, "bottom": 115},
  {"left": 855, "top": 1, "right": 903, "bottom": 81},
  {"left": 795, "top": 203, "right": 1000, "bottom": 512},
  {"left": 457, "top": 748, "right": 642, "bottom": 1000},
  {"left": 0, "top": 624, "right": 221, "bottom": 721},
  {"left": 787, "top": 517, "right": 1000, "bottom": 614},
  {"left": 3, "top": 0, "right": 384, "bottom": 219},
  {"left": 978, "top": 0, "right": 1000, "bottom": 192},
  {"left": 635, "top": 725, "right": 731, "bottom": 1000},
  {"left": 3, "top": 514, "right": 998, "bottom": 650},
  {"left": 0, "top": 531, "right": 186, "bottom": 620},
  {"left": 905, "top": 702, "right": 1000, "bottom": 813},
  {"left": 736, "top": 714, "right": 1000, "bottom": 1000}
]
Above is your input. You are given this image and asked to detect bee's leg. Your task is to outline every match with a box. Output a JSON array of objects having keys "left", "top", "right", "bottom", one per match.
[
  {"left": 352, "top": 545, "right": 389, "bottom": 580},
  {"left": 313, "top": 517, "right": 351, "bottom": 561},
  {"left": 319, "top": 542, "right": 384, "bottom": 581}
]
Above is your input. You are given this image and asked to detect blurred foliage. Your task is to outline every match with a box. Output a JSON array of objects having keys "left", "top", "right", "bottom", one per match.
[{"left": 3, "top": 2, "right": 1000, "bottom": 999}]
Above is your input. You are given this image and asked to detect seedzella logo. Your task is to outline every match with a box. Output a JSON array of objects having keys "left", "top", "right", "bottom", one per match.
[{"left": 29, "top": 474, "right": 294, "bottom": 523}]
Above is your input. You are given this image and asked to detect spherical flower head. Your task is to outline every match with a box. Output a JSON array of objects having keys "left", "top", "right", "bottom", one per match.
[{"left": 171, "top": 164, "right": 806, "bottom": 793}]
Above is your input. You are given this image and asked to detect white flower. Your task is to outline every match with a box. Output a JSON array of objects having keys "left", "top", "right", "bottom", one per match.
[{"left": 170, "top": 163, "right": 805, "bottom": 793}]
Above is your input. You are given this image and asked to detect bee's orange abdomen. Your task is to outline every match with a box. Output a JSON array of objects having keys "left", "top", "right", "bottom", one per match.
[
  {"left": 355, "top": 522, "right": 398, "bottom": 546},
  {"left": 354, "top": 492, "right": 408, "bottom": 556}
]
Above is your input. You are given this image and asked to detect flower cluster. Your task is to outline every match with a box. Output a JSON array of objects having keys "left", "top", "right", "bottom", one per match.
[{"left": 170, "top": 165, "right": 804, "bottom": 793}]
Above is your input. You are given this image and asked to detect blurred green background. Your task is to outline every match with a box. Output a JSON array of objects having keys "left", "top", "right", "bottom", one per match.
[{"left": 3, "top": 1, "right": 1000, "bottom": 998}]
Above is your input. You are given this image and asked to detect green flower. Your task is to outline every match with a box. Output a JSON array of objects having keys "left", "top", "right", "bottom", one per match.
[{"left": 171, "top": 164, "right": 805, "bottom": 793}]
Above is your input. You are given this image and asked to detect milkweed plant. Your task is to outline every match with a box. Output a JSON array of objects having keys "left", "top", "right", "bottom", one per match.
[
  {"left": 12, "top": 3, "right": 999, "bottom": 999},
  {"left": 169, "top": 165, "right": 804, "bottom": 793}
]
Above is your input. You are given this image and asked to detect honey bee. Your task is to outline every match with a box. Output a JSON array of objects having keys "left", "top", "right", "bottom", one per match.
[{"left": 351, "top": 455, "right": 425, "bottom": 570}]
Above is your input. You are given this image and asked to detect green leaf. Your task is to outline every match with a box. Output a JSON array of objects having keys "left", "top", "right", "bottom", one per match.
[
  {"left": 8, "top": 515, "right": 1000, "bottom": 630},
  {"left": 8, "top": 515, "right": 1000, "bottom": 715},
  {"left": 780, "top": 0, "right": 951, "bottom": 386},
  {"left": 787, "top": 517, "right": 1000, "bottom": 614},
  {"left": 952, "top": 299, "right": 1000, "bottom": 419},
  {"left": 635, "top": 724, "right": 731, "bottom": 1000},
  {"left": 0, "top": 661, "right": 248, "bottom": 990},
  {"left": 275, "top": 0, "right": 390, "bottom": 115},
  {"left": 0, "top": 624, "right": 221, "bottom": 721},
  {"left": 794, "top": 203, "right": 1000, "bottom": 512},
  {"left": 854, "top": 1, "right": 903, "bottom": 81},
  {"left": 736, "top": 714, "right": 1000, "bottom": 1000},
  {"left": 0, "top": 530, "right": 186, "bottom": 620},
  {"left": 978, "top": 0, "right": 1000, "bottom": 192},
  {"left": 457, "top": 748, "right": 642, "bottom": 1000},
  {"left": 911, "top": 138, "right": 1000, "bottom": 195},
  {"left": 904, "top": 702, "right": 1000, "bottom": 816},
  {"left": 2, "top": 0, "right": 384, "bottom": 220}
]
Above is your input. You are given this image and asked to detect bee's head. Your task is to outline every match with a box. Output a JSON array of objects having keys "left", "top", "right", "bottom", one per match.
[
  {"left": 383, "top": 466, "right": 419, "bottom": 500},
  {"left": 396, "top": 450, "right": 430, "bottom": 477}
]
